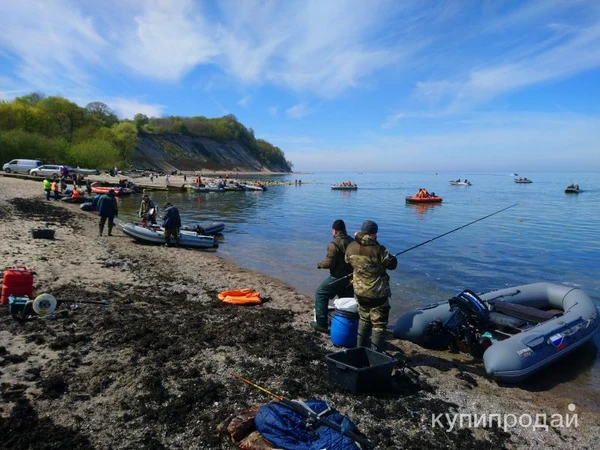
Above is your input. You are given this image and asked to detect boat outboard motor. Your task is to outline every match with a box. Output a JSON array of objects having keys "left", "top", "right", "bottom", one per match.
[{"left": 425, "top": 289, "right": 492, "bottom": 358}]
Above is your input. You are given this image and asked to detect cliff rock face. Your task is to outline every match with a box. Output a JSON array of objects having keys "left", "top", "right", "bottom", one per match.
[{"left": 132, "top": 134, "right": 290, "bottom": 172}]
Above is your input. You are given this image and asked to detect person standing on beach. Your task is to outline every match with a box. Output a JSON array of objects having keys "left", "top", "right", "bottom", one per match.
[
  {"left": 97, "top": 190, "right": 118, "bottom": 237},
  {"left": 311, "top": 219, "right": 354, "bottom": 333},
  {"left": 85, "top": 179, "right": 92, "bottom": 196},
  {"left": 161, "top": 202, "right": 181, "bottom": 247},
  {"left": 43, "top": 177, "right": 51, "bottom": 201},
  {"left": 50, "top": 180, "right": 60, "bottom": 200},
  {"left": 345, "top": 220, "right": 397, "bottom": 351}
]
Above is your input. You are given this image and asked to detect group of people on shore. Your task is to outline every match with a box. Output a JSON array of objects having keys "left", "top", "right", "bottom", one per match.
[
  {"left": 313, "top": 219, "right": 397, "bottom": 351},
  {"left": 43, "top": 177, "right": 93, "bottom": 201}
]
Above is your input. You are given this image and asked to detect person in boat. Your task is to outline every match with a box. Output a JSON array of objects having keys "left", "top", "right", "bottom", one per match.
[
  {"left": 312, "top": 219, "right": 354, "bottom": 333},
  {"left": 71, "top": 187, "right": 82, "bottom": 199},
  {"left": 43, "top": 177, "right": 51, "bottom": 201},
  {"left": 138, "top": 194, "right": 157, "bottom": 225},
  {"left": 161, "top": 202, "right": 181, "bottom": 247},
  {"left": 345, "top": 220, "right": 398, "bottom": 351},
  {"left": 416, "top": 188, "right": 429, "bottom": 198},
  {"left": 97, "top": 189, "right": 118, "bottom": 237}
]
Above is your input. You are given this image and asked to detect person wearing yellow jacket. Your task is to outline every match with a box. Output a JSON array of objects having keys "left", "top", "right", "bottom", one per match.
[{"left": 43, "top": 178, "right": 51, "bottom": 201}]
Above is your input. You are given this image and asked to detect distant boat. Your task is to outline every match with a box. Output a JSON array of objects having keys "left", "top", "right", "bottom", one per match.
[
  {"left": 514, "top": 177, "right": 532, "bottom": 184},
  {"left": 449, "top": 179, "right": 472, "bottom": 186},
  {"left": 406, "top": 195, "right": 442, "bottom": 204},
  {"left": 331, "top": 184, "right": 358, "bottom": 191},
  {"left": 565, "top": 184, "right": 581, "bottom": 194}
]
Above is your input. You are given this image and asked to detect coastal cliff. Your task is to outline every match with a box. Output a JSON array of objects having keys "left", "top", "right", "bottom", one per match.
[{"left": 132, "top": 133, "right": 292, "bottom": 173}]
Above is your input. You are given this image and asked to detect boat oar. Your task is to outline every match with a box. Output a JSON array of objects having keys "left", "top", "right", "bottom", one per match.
[
  {"left": 329, "top": 203, "right": 518, "bottom": 286},
  {"left": 231, "top": 373, "right": 375, "bottom": 449}
]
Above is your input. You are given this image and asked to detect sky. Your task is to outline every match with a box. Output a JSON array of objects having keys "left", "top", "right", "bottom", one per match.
[{"left": 1, "top": 0, "right": 600, "bottom": 172}]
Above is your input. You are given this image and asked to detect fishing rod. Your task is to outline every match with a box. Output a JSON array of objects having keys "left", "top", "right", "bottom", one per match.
[
  {"left": 231, "top": 373, "right": 375, "bottom": 449},
  {"left": 393, "top": 202, "right": 518, "bottom": 257},
  {"left": 329, "top": 203, "right": 518, "bottom": 286}
]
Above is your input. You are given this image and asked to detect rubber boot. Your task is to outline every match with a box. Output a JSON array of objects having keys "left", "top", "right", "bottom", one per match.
[
  {"left": 371, "top": 329, "right": 387, "bottom": 353},
  {"left": 107, "top": 222, "right": 114, "bottom": 236},
  {"left": 357, "top": 321, "right": 372, "bottom": 348},
  {"left": 98, "top": 224, "right": 104, "bottom": 237}
]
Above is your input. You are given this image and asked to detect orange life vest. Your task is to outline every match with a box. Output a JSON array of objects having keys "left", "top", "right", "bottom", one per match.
[{"left": 217, "top": 288, "right": 261, "bottom": 305}]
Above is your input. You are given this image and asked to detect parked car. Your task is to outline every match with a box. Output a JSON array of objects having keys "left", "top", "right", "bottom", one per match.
[
  {"left": 3, "top": 159, "right": 42, "bottom": 174},
  {"left": 29, "top": 165, "right": 63, "bottom": 179}
]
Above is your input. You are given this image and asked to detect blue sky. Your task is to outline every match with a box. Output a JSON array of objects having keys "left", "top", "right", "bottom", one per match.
[{"left": 1, "top": 0, "right": 599, "bottom": 172}]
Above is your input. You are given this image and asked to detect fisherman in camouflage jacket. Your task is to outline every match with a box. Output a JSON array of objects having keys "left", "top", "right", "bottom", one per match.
[{"left": 345, "top": 220, "right": 398, "bottom": 351}]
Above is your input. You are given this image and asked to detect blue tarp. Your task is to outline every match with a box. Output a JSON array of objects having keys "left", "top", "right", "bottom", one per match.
[{"left": 255, "top": 399, "right": 360, "bottom": 450}]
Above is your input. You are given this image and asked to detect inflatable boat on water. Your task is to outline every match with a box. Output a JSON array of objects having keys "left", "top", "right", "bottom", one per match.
[
  {"left": 331, "top": 184, "right": 358, "bottom": 191},
  {"left": 393, "top": 283, "right": 599, "bottom": 383},
  {"left": 118, "top": 222, "right": 218, "bottom": 249},
  {"left": 405, "top": 195, "right": 442, "bottom": 204}
]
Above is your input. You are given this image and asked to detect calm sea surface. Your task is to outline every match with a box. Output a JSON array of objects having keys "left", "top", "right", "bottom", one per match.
[{"left": 116, "top": 171, "right": 600, "bottom": 408}]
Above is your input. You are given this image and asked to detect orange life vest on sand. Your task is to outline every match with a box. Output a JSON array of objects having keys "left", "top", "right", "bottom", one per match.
[{"left": 218, "top": 288, "right": 261, "bottom": 305}]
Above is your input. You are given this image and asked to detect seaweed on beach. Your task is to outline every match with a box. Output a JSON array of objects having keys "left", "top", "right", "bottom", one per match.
[{"left": 7, "top": 197, "right": 80, "bottom": 228}]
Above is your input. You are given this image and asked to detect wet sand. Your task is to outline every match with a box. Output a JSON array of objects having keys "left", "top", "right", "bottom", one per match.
[{"left": 0, "top": 176, "right": 599, "bottom": 449}]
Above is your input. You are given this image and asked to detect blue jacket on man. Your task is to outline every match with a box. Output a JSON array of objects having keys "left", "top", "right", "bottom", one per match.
[
  {"left": 161, "top": 205, "right": 181, "bottom": 229},
  {"left": 97, "top": 191, "right": 118, "bottom": 218}
]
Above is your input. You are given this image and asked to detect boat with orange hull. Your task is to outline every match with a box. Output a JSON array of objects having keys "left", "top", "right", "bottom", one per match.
[
  {"left": 406, "top": 195, "right": 442, "bottom": 204},
  {"left": 91, "top": 186, "right": 132, "bottom": 196}
]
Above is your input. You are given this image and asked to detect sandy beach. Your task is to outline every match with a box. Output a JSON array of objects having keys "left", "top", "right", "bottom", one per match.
[{"left": 1, "top": 175, "right": 599, "bottom": 449}]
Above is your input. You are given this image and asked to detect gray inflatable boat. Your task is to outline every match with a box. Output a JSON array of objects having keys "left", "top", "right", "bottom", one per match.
[{"left": 393, "top": 283, "right": 600, "bottom": 383}]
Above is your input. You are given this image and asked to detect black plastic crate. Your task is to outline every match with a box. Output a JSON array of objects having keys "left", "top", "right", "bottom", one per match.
[
  {"left": 325, "top": 347, "right": 398, "bottom": 394},
  {"left": 30, "top": 228, "right": 55, "bottom": 239}
]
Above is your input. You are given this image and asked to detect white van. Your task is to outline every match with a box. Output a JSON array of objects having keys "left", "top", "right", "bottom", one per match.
[{"left": 2, "top": 159, "right": 42, "bottom": 174}]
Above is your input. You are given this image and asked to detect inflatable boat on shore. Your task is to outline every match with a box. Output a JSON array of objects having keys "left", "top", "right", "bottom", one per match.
[
  {"left": 118, "top": 222, "right": 218, "bottom": 249},
  {"left": 393, "top": 283, "right": 599, "bottom": 383}
]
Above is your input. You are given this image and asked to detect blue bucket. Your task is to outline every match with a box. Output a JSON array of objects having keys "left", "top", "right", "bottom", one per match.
[{"left": 330, "top": 309, "right": 359, "bottom": 347}]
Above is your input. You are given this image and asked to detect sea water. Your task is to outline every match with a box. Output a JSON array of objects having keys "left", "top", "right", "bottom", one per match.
[{"left": 116, "top": 171, "right": 600, "bottom": 408}]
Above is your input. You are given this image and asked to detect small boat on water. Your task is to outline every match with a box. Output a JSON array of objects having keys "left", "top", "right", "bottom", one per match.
[
  {"left": 180, "top": 222, "right": 225, "bottom": 236},
  {"left": 118, "top": 222, "right": 218, "bottom": 249},
  {"left": 565, "top": 184, "right": 581, "bottom": 193},
  {"left": 91, "top": 186, "right": 132, "bottom": 195},
  {"left": 188, "top": 184, "right": 225, "bottom": 193},
  {"left": 242, "top": 183, "right": 267, "bottom": 191},
  {"left": 406, "top": 195, "right": 442, "bottom": 204},
  {"left": 514, "top": 177, "right": 532, "bottom": 184},
  {"left": 393, "top": 283, "right": 600, "bottom": 383},
  {"left": 449, "top": 179, "right": 472, "bottom": 186},
  {"left": 331, "top": 184, "right": 358, "bottom": 191}
]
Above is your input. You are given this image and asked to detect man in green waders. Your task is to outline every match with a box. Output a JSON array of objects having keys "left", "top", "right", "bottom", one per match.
[{"left": 345, "top": 220, "right": 397, "bottom": 351}]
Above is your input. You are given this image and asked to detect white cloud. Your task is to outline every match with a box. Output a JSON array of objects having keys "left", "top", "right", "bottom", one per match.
[
  {"left": 286, "top": 103, "right": 311, "bottom": 119},
  {"left": 0, "top": 1, "right": 107, "bottom": 90},
  {"left": 106, "top": 97, "right": 165, "bottom": 119},
  {"left": 237, "top": 95, "right": 251, "bottom": 108},
  {"left": 116, "top": 2, "right": 219, "bottom": 81},
  {"left": 410, "top": 22, "right": 600, "bottom": 115},
  {"left": 267, "top": 106, "right": 279, "bottom": 116}
]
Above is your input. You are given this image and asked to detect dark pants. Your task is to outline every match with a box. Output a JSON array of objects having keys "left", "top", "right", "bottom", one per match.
[
  {"left": 45, "top": 189, "right": 51, "bottom": 200},
  {"left": 99, "top": 216, "right": 115, "bottom": 236},
  {"left": 314, "top": 275, "right": 354, "bottom": 328},
  {"left": 164, "top": 227, "right": 180, "bottom": 246}
]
